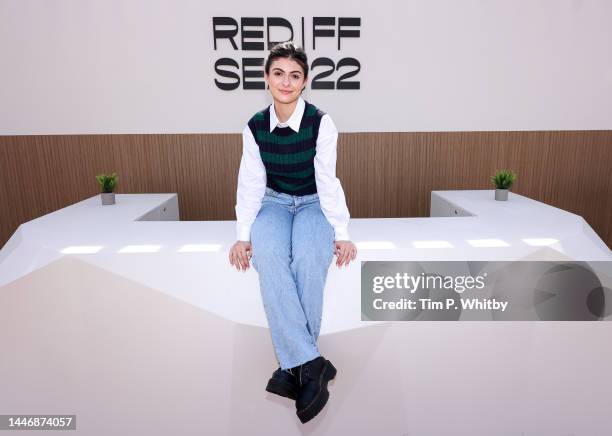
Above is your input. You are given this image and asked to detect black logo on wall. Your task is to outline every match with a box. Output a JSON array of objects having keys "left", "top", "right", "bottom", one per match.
[{"left": 212, "top": 17, "right": 361, "bottom": 91}]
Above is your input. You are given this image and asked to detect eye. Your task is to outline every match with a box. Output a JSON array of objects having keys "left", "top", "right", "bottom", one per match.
[
  {"left": 274, "top": 71, "right": 282, "bottom": 76},
  {"left": 292, "top": 74, "right": 300, "bottom": 80}
]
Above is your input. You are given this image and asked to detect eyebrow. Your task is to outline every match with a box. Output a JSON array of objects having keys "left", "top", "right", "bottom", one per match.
[{"left": 271, "top": 67, "right": 302, "bottom": 74}]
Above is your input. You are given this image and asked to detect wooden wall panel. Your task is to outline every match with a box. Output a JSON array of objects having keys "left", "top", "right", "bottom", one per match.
[{"left": 1, "top": 131, "right": 611, "bottom": 250}]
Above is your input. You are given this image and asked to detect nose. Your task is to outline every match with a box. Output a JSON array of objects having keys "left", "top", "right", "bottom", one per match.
[{"left": 281, "top": 75, "right": 290, "bottom": 86}]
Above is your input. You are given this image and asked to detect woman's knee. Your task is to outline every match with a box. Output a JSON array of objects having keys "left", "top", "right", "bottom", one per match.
[
  {"left": 291, "top": 244, "right": 334, "bottom": 273},
  {"left": 251, "top": 233, "right": 293, "bottom": 271},
  {"left": 292, "top": 226, "right": 334, "bottom": 266}
]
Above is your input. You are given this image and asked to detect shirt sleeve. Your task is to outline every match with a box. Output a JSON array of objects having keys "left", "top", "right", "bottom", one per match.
[
  {"left": 235, "top": 125, "right": 267, "bottom": 241},
  {"left": 314, "top": 114, "right": 351, "bottom": 241}
]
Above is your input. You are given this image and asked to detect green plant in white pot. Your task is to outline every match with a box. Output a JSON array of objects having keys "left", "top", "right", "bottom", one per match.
[
  {"left": 490, "top": 170, "right": 516, "bottom": 201},
  {"left": 96, "top": 172, "right": 118, "bottom": 205}
]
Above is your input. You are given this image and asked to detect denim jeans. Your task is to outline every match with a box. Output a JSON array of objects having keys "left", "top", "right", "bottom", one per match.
[{"left": 251, "top": 187, "right": 335, "bottom": 370}]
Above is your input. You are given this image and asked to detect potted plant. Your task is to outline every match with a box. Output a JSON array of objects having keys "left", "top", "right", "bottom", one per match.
[
  {"left": 490, "top": 169, "right": 516, "bottom": 201},
  {"left": 96, "top": 172, "right": 119, "bottom": 205}
]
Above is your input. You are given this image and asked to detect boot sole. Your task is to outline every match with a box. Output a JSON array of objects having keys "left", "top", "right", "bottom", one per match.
[
  {"left": 327, "top": 359, "right": 337, "bottom": 380},
  {"left": 296, "top": 360, "right": 337, "bottom": 424},
  {"left": 266, "top": 378, "right": 297, "bottom": 400}
]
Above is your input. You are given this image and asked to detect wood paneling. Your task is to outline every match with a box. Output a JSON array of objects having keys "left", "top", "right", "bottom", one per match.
[{"left": 1, "top": 131, "right": 611, "bottom": 249}]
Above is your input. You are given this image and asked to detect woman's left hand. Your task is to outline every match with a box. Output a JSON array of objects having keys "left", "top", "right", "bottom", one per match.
[{"left": 334, "top": 240, "right": 357, "bottom": 268}]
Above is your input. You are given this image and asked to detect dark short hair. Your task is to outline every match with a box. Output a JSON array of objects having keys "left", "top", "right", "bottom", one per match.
[{"left": 264, "top": 41, "right": 309, "bottom": 78}]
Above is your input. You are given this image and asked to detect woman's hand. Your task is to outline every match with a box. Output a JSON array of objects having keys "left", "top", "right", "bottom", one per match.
[
  {"left": 229, "top": 241, "right": 252, "bottom": 272},
  {"left": 334, "top": 240, "right": 357, "bottom": 268}
]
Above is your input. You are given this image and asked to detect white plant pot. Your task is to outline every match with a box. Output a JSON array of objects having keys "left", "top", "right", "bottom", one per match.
[
  {"left": 101, "top": 192, "right": 115, "bottom": 205},
  {"left": 495, "top": 189, "right": 509, "bottom": 201}
]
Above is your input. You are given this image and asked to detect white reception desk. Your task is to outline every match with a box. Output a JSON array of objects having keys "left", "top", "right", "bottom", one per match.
[
  {"left": 0, "top": 190, "right": 610, "bottom": 332},
  {"left": 1, "top": 191, "right": 611, "bottom": 436}
]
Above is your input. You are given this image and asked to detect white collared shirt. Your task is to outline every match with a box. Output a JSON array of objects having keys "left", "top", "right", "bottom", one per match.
[{"left": 235, "top": 96, "right": 351, "bottom": 242}]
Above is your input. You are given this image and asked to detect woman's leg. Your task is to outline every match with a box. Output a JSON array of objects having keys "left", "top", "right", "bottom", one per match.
[
  {"left": 290, "top": 199, "right": 335, "bottom": 344},
  {"left": 251, "top": 198, "right": 320, "bottom": 370}
]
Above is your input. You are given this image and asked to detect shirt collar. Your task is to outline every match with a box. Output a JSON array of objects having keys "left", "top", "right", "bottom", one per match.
[{"left": 269, "top": 97, "right": 305, "bottom": 133}]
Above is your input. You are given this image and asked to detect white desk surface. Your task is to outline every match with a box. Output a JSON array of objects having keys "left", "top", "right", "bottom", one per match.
[{"left": 1, "top": 190, "right": 610, "bottom": 333}]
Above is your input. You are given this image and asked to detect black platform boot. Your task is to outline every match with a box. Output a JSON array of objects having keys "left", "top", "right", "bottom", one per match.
[
  {"left": 266, "top": 367, "right": 299, "bottom": 400},
  {"left": 293, "top": 356, "right": 337, "bottom": 424}
]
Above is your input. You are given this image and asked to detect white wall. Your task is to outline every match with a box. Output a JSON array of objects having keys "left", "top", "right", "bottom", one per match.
[{"left": 1, "top": 0, "right": 611, "bottom": 134}]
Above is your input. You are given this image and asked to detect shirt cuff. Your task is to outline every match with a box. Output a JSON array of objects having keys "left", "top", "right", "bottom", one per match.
[
  {"left": 333, "top": 225, "right": 350, "bottom": 241},
  {"left": 237, "top": 224, "right": 251, "bottom": 242}
]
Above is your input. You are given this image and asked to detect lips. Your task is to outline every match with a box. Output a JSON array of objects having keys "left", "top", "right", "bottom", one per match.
[{"left": 280, "top": 90, "right": 292, "bottom": 94}]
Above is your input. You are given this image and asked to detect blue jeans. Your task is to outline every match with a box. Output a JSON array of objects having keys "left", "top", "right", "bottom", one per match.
[{"left": 251, "top": 187, "right": 335, "bottom": 370}]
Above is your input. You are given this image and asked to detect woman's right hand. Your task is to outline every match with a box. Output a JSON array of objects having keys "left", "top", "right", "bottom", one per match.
[{"left": 229, "top": 241, "right": 252, "bottom": 272}]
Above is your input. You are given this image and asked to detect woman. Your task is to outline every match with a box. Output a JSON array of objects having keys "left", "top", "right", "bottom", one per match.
[{"left": 228, "top": 41, "right": 357, "bottom": 424}]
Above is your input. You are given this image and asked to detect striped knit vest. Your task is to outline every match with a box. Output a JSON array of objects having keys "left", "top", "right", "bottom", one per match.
[{"left": 247, "top": 101, "right": 325, "bottom": 196}]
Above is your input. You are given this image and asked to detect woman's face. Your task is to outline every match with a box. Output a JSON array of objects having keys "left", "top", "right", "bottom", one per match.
[{"left": 265, "top": 57, "right": 308, "bottom": 105}]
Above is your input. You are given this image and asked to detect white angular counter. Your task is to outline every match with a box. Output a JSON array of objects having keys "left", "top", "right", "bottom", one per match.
[{"left": 1, "top": 191, "right": 611, "bottom": 435}]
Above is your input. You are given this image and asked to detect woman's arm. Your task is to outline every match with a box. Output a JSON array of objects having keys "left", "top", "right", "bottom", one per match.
[
  {"left": 230, "top": 126, "right": 266, "bottom": 272},
  {"left": 235, "top": 125, "right": 267, "bottom": 242},
  {"left": 314, "top": 114, "right": 356, "bottom": 267},
  {"left": 314, "top": 114, "right": 351, "bottom": 241}
]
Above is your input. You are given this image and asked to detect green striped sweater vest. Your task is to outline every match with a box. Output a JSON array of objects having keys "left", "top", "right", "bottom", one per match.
[{"left": 247, "top": 101, "right": 325, "bottom": 196}]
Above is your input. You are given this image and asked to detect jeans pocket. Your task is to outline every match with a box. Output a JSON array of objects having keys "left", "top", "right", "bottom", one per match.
[
  {"left": 261, "top": 195, "right": 275, "bottom": 204},
  {"left": 264, "top": 187, "right": 279, "bottom": 197}
]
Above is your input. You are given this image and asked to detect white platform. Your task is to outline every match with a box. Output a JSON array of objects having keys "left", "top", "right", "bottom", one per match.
[
  {"left": 0, "top": 191, "right": 610, "bottom": 333},
  {"left": 1, "top": 191, "right": 611, "bottom": 435}
]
